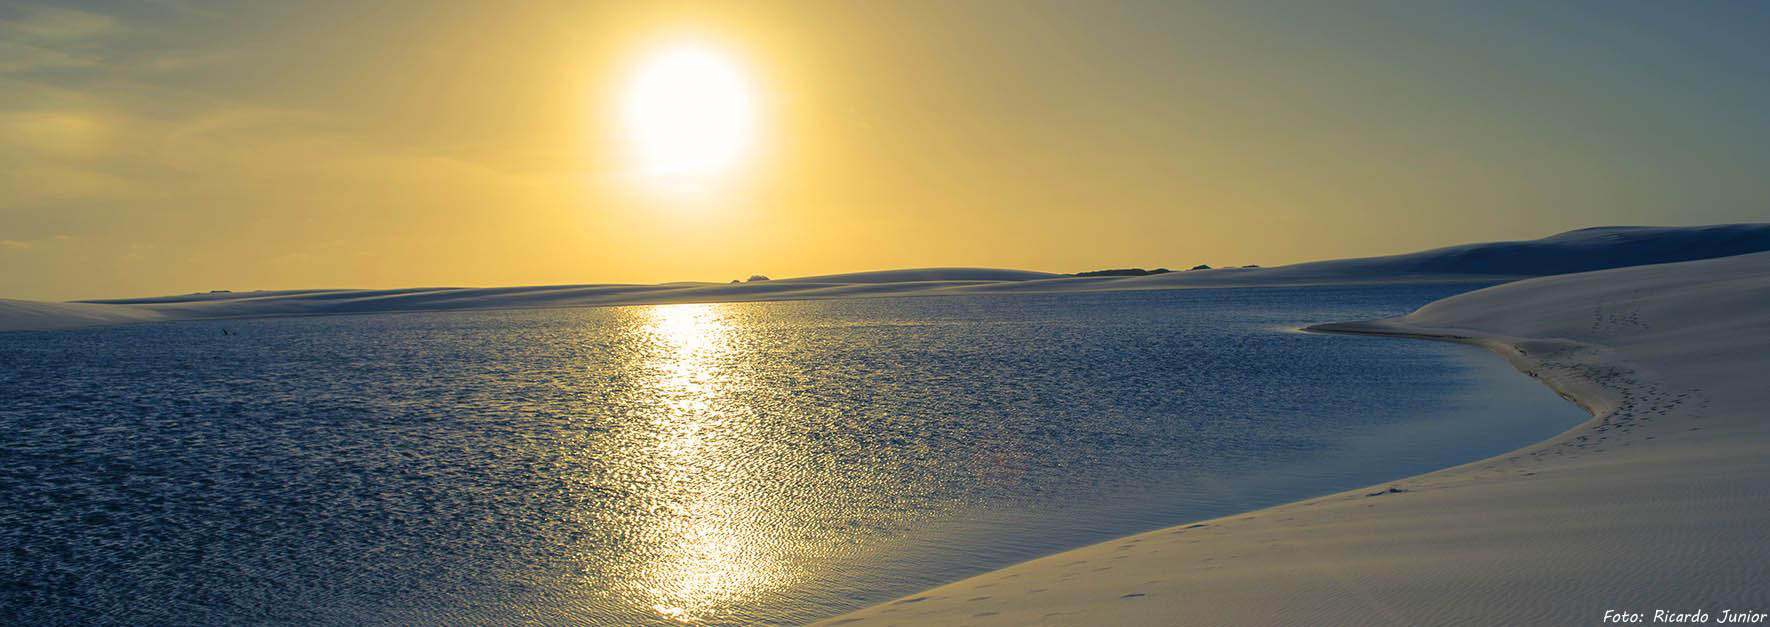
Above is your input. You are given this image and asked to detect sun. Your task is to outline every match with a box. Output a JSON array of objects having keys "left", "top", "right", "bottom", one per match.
[{"left": 618, "top": 41, "right": 759, "bottom": 186}]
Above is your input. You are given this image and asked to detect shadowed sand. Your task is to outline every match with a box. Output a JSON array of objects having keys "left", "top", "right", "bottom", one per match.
[
  {"left": 812, "top": 250, "right": 1770, "bottom": 626},
  {"left": 3, "top": 224, "right": 1767, "bottom": 332}
]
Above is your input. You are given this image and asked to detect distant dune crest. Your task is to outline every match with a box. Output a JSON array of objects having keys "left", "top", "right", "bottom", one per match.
[
  {"left": 770, "top": 267, "right": 1064, "bottom": 284},
  {"left": 3, "top": 223, "right": 1766, "bottom": 332}
]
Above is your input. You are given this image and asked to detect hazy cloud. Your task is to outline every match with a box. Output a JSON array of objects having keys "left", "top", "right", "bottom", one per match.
[
  {"left": 137, "top": 48, "right": 232, "bottom": 73},
  {"left": 0, "top": 5, "right": 118, "bottom": 74},
  {"left": 0, "top": 234, "right": 74, "bottom": 250},
  {"left": 155, "top": 106, "right": 544, "bottom": 191},
  {"left": 0, "top": 5, "right": 117, "bottom": 41},
  {"left": 0, "top": 39, "right": 96, "bottom": 72}
]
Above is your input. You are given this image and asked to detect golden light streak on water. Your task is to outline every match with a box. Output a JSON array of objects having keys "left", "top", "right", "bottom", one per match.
[{"left": 630, "top": 304, "right": 777, "bottom": 624}]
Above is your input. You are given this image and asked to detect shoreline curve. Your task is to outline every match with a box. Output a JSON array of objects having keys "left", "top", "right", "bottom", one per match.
[{"left": 814, "top": 251, "right": 1770, "bottom": 626}]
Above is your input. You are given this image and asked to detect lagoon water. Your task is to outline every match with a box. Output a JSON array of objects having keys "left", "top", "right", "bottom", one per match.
[{"left": 0, "top": 284, "right": 1588, "bottom": 625}]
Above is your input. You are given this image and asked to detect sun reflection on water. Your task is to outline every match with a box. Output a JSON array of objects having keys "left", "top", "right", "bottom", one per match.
[{"left": 627, "top": 303, "right": 778, "bottom": 624}]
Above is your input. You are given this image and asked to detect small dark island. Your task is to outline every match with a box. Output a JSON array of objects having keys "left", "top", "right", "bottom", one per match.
[{"left": 1072, "top": 268, "right": 1171, "bottom": 277}]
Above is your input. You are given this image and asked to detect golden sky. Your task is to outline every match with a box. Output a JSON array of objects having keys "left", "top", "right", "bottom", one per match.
[{"left": 4, "top": 1, "right": 1769, "bottom": 300}]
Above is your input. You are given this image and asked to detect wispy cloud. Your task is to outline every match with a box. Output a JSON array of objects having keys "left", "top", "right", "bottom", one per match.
[
  {"left": 0, "top": 234, "right": 74, "bottom": 250},
  {"left": 0, "top": 4, "right": 117, "bottom": 74},
  {"left": 2, "top": 110, "right": 110, "bottom": 153},
  {"left": 137, "top": 48, "right": 232, "bottom": 73},
  {"left": 0, "top": 106, "right": 131, "bottom": 205},
  {"left": 0, "top": 5, "right": 117, "bottom": 41},
  {"left": 0, "top": 39, "right": 96, "bottom": 72},
  {"left": 135, "top": 0, "right": 223, "bottom": 19},
  {"left": 155, "top": 105, "right": 546, "bottom": 189}
]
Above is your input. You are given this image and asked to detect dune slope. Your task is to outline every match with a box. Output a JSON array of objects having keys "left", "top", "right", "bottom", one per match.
[
  {"left": 4, "top": 224, "right": 1768, "bottom": 334},
  {"left": 0, "top": 299, "right": 165, "bottom": 332},
  {"left": 814, "top": 250, "right": 1770, "bottom": 626},
  {"left": 1077, "top": 222, "right": 1770, "bottom": 290}
]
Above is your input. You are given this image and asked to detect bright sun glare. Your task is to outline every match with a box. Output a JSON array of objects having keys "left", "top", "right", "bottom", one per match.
[{"left": 619, "top": 42, "right": 759, "bottom": 186}]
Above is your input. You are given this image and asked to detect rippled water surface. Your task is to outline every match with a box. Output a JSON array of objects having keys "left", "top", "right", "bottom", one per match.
[{"left": 0, "top": 285, "right": 1588, "bottom": 625}]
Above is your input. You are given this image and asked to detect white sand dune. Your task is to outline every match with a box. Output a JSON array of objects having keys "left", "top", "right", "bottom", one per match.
[
  {"left": 0, "top": 299, "right": 166, "bottom": 332},
  {"left": 1054, "top": 222, "right": 1770, "bottom": 290},
  {"left": 4, "top": 224, "right": 1767, "bottom": 333},
  {"left": 771, "top": 267, "right": 1065, "bottom": 283},
  {"left": 814, "top": 250, "right": 1770, "bottom": 626}
]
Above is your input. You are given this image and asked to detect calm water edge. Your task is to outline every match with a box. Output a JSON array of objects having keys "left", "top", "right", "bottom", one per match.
[{"left": 0, "top": 284, "right": 1588, "bottom": 625}]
